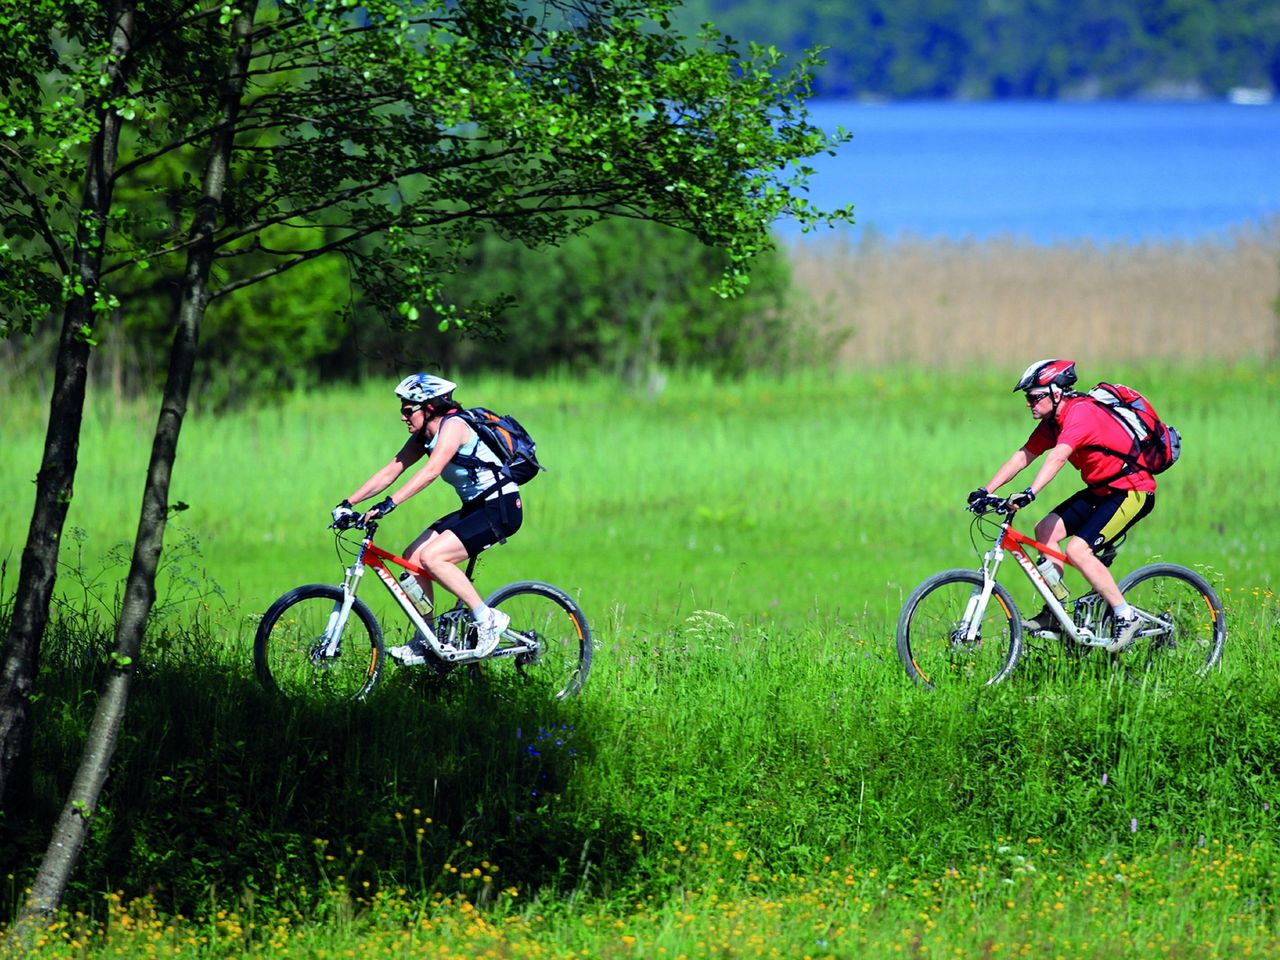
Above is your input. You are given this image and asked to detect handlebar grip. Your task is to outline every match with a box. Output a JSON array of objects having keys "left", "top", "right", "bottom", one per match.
[
  {"left": 967, "top": 495, "right": 1010, "bottom": 515},
  {"left": 331, "top": 515, "right": 377, "bottom": 533}
]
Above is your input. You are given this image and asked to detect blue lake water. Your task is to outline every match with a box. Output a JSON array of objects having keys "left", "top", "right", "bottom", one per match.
[{"left": 780, "top": 100, "right": 1280, "bottom": 244}]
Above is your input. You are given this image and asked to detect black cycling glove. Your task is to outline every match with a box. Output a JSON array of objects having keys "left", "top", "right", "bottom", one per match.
[{"left": 1007, "top": 487, "right": 1036, "bottom": 510}]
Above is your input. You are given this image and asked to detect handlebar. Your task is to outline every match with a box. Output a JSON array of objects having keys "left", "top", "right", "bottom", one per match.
[
  {"left": 330, "top": 515, "right": 379, "bottom": 535},
  {"left": 966, "top": 494, "right": 1017, "bottom": 517}
]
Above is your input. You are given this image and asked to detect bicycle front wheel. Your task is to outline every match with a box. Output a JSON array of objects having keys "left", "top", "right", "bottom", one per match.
[
  {"left": 484, "top": 581, "right": 592, "bottom": 699},
  {"left": 897, "top": 570, "right": 1024, "bottom": 689},
  {"left": 1118, "top": 563, "right": 1226, "bottom": 677},
  {"left": 254, "top": 584, "right": 385, "bottom": 701}
]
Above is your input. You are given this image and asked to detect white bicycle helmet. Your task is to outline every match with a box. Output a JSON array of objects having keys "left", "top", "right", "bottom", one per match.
[{"left": 394, "top": 373, "right": 457, "bottom": 409}]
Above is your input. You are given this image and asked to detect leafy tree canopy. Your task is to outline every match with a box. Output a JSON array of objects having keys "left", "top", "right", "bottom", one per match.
[{"left": 1, "top": 0, "right": 852, "bottom": 348}]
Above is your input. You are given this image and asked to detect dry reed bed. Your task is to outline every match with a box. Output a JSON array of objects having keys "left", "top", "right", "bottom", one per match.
[{"left": 789, "top": 222, "right": 1280, "bottom": 367}]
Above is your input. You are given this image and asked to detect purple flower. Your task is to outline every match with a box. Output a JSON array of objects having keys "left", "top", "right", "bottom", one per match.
[
  {"left": 1101, "top": 773, "right": 1108, "bottom": 786},
  {"left": 1130, "top": 818, "right": 1138, "bottom": 833}
]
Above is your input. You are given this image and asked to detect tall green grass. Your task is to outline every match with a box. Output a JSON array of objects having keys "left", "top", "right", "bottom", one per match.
[
  {"left": 3, "top": 364, "right": 1275, "bottom": 617},
  {"left": 2, "top": 366, "right": 1278, "bottom": 954}
]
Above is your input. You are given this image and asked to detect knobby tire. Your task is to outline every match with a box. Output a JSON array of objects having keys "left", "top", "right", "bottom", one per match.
[
  {"left": 484, "top": 580, "right": 592, "bottom": 698},
  {"left": 254, "top": 584, "right": 385, "bottom": 701},
  {"left": 1117, "top": 562, "right": 1226, "bottom": 677},
  {"left": 897, "top": 569, "right": 1024, "bottom": 689}
]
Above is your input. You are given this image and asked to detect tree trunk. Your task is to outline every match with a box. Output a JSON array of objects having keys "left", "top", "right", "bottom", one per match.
[
  {"left": 6, "top": 4, "right": 258, "bottom": 942},
  {"left": 0, "top": 2, "right": 137, "bottom": 811}
]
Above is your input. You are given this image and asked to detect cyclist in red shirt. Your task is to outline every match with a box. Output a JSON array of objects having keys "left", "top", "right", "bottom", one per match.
[{"left": 970, "top": 359, "right": 1155, "bottom": 653}]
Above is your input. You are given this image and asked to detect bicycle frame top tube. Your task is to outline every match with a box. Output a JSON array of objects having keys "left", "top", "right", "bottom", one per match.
[
  {"left": 353, "top": 520, "right": 479, "bottom": 582},
  {"left": 361, "top": 539, "right": 431, "bottom": 581},
  {"left": 337, "top": 519, "right": 495, "bottom": 662},
  {"left": 999, "top": 523, "right": 1070, "bottom": 569}
]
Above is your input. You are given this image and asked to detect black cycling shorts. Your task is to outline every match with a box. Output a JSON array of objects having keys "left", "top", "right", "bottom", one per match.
[
  {"left": 430, "top": 490, "right": 522, "bottom": 558},
  {"left": 1051, "top": 488, "right": 1155, "bottom": 553}
]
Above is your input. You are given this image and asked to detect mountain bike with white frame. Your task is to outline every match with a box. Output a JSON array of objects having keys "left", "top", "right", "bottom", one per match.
[
  {"left": 896, "top": 494, "right": 1225, "bottom": 689},
  {"left": 253, "top": 517, "right": 591, "bottom": 701}
]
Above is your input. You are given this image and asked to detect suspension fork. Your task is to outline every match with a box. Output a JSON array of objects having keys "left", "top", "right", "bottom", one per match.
[
  {"left": 318, "top": 544, "right": 369, "bottom": 657},
  {"left": 958, "top": 543, "right": 1006, "bottom": 642}
]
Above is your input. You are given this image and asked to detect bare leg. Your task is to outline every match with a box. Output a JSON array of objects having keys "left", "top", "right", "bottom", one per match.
[
  {"left": 408, "top": 529, "right": 484, "bottom": 610},
  {"left": 1033, "top": 510, "right": 1124, "bottom": 605},
  {"left": 1033, "top": 512, "right": 1068, "bottom": 577},
  {"left": 1064, "top": 536, "right": 1125, "bottom": 607},
  {"left": 402, "top": 529, "right": 440, "bottom": 610}
]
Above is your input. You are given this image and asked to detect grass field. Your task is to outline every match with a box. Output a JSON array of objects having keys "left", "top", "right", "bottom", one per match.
[{"left": 2, "top": 366, "right": 1279, "bottom": 957}]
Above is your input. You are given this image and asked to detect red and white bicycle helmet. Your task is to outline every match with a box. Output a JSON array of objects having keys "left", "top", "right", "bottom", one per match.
[
  {"left": 395, "top": 373, "right": 457, "bottom": 409},
  {"left": 1013, "top": 358, "right": 1077, "bottom": 394}
]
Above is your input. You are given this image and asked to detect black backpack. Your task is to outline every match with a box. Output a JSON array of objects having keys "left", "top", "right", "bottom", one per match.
[{"left": 449, "top": 407, "right": 544, "bottom": 488}]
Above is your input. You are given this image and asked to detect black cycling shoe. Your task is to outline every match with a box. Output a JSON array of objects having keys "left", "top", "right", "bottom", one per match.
[{"left": 1022, "top": 603, "right": 1062, "bottom": 635}]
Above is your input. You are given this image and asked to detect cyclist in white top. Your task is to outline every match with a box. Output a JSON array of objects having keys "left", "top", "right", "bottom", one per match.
[{"left": 330, "top": 374, "right": 521, "bottom": 663}]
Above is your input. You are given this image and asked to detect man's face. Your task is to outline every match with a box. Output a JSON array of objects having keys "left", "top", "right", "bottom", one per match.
[{"left": 1025, "top": 388, "right": 1053, "bottom": 420}]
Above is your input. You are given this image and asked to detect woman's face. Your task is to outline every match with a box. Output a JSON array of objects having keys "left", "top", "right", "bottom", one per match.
[{"left": 400, "top": 402, "right": 427, "bottom": 434}]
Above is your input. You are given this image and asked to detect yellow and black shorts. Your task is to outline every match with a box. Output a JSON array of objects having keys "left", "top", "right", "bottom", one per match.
[{"left": 1051, "top": 488, "right": 1155, "bottom": 554}]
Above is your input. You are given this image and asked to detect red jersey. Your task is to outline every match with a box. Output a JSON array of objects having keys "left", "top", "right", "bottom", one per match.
[{"left": 1025, "top": 395, "right": 1156, "bottom": 494}]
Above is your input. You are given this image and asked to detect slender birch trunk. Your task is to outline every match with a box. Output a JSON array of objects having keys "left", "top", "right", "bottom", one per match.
[
  {"left": 6, "top": 3, "right": 259, "bottom": 943},
  {"left": 0, "top": 1, "right": 138, "bottom": 811}
]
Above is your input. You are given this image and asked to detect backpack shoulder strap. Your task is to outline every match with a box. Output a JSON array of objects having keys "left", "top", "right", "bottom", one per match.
[{"left": 1070, "top": 395, "right": 1146, "bottom": 485}]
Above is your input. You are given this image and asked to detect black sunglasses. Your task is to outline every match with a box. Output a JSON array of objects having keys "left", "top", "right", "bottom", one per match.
[
  {"left": 400, "top": 403, "right": 423, "bottom": 415},
  {"left": 1025, "top": 391, "right": 1051, "bottom": 404}
]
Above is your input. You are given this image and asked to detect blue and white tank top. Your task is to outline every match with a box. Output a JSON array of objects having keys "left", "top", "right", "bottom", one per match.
[{"left": 425, "top": 420, "right": 515, "bottom": 503}]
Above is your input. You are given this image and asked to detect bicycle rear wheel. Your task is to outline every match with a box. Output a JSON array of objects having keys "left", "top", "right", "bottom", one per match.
[
  {"left": 1117, "top": 563, "right": 1226, "bottom": 677},
  {"left": 897, "top": 570, "right": 1024, "bottom": 689},
  {"left": 484, "top": 580, "right": 591, "bottom": 698},
  {"left": 254, "top": 584, "right": 385, "bottom": 701}
]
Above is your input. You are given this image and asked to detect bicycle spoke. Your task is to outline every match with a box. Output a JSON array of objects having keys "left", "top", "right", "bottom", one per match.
[
  {"left": 897, "top": 570, "right": 1022, "bottom": 688},
  {"left": 255, "top": 586, "right": 384, "bottom": 701}
]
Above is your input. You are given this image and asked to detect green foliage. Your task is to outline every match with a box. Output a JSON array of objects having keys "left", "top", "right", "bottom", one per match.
[
  {"left": 0, "top": 0, "right": 850, "bottom": 364},
  {"left": 39, "top": 215, "right": 822, "bottom": 400},
  {"left": 677, "top": 0, "right": 1280, "bottom": 99},
  {"left": 418, "top": 219, "right": 815, "bottom": 379}
]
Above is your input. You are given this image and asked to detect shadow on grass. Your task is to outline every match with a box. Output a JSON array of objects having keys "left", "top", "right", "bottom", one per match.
[{"left": 2, "top": 622, "right": 626, "bottom": 919}]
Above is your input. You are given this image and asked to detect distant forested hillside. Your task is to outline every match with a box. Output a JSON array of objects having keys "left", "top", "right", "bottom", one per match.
[{"left": 676, "top": 0, "right": 1280, "bottom": 99}]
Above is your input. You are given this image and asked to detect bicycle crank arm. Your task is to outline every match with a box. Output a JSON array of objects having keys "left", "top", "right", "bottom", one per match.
[{"left": 434, "top": 642, "right": 533, "bottom": 664}]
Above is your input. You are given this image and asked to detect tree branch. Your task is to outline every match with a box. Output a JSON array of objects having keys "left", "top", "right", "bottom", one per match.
[
  {"left": 209, "top": 219, "right": 391, "bottom": 299},
  {"left": 0, "top": 147, "right": 72, "bottom": 277}
]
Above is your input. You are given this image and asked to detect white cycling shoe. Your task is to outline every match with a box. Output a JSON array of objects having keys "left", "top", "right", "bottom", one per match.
[
  {"left": 1105, "top": 614, "right": 1142, "bottom": 654},
  {"left": 388, "top": 632, "right": 432, "bottom": 666},
  {"left": 472, "top": 608, "right": 510, "bottom": 658}
]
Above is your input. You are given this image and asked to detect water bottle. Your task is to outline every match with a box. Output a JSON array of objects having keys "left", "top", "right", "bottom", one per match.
[
  {"left": 398, "top": 571, "right": 432, "bottom": 614},
  {"left": 1036, "top": 558, "right": 1069, "bottom": 601}
]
